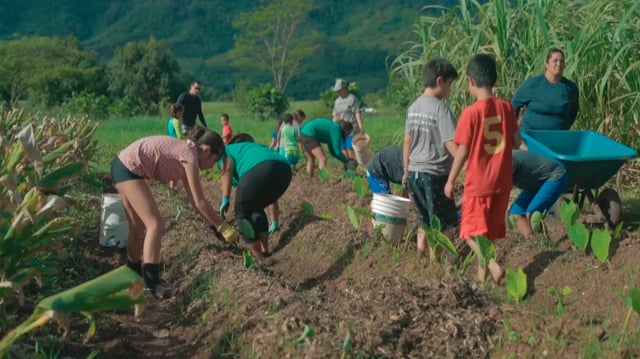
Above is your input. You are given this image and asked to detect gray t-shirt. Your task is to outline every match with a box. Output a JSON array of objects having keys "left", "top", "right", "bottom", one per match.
[
  {"left": 366, "top": 146, "right": 403, "bottom": 184},
  {"left": 333, "top": 93, "right": 361, "bottom": 132},
  {"left": 404, "top": 95, "right": 456, "bottom": 175},
  {"left": 512, "top": 149, "right": 566, "bottom": 191}
]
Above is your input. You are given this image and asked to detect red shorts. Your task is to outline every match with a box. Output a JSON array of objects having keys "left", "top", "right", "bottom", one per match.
[{"left": 460, "top": 193, "right": 510, "bottom": 241}]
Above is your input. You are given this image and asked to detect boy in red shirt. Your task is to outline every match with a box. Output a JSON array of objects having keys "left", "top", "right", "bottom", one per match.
[
  {"left": 221, "top": 113, "right": 233, "bottom": 144},
  {"left": 445, "top": 54, "right": 522, "bottom": 283}
]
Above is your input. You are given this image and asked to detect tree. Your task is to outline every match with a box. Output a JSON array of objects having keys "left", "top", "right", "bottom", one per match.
[
  {"left": 0, "top": 36, "right": 104, "bottom": 107},
  {"left": 107, "top": 37, "right": 180, "bottom": 115},
  {"left": 230, "top": 0, "right": 321, "bottom": 92}
]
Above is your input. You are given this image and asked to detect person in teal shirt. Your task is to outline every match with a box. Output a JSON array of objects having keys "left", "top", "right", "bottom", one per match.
[
  {"left": 166, "top": 104, "right": 185, "bottom": 139},
  {"left": 511, "top": 48, "right": 579, "bottom": 131},
  {"left": 218, "top": 142, "right": 292, "bottom": 258},
  {"left": 299, "top": 118, "right": 355, "bottom": 177}
]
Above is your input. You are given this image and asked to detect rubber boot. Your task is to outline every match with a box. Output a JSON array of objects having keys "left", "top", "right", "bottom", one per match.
[
  {"left": 142, "top": 263, "right": 172, "bottom": 299},
  {"left": 127, "top": 260, "right": 142, "bottom": 275}
]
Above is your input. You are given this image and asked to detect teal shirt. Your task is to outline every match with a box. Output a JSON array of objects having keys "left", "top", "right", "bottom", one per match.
[
  {"left": 300, "top": 118, "right": 348, "bottom": 163},
  {"left": 511, "top": 74, "right": 579, "bottom": 130},
  {"left": 222, "top": 142, "right": 288, "bottom": 186}
]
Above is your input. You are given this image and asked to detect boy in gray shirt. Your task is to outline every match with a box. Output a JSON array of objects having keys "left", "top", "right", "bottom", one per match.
[{"left": 402, "top": 59, "right": 459, "bottom": 261}]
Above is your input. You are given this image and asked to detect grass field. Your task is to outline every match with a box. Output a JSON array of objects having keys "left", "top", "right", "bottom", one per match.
[{"left": 93, "top": 101, "right": 406, "bottom": 171}]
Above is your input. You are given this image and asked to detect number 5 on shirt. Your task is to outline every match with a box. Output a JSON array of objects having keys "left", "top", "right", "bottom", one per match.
[{"left": 483, "top": 116, "right": 505, "bottom": 155}]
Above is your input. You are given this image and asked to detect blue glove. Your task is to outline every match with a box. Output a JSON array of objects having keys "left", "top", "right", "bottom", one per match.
[
  {"left": 268, "top": 220, "right": 279, "bottom": 234},
  {"left": 220, "top": 196, "right": 230, "bottom": 215}
]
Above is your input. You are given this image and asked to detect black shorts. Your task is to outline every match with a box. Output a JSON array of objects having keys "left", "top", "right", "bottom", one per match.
[
  {"left": 235, "top": 160, "right": 292, "bottom": 243},
  {"left": 110, "top": 157, "right": 143, "bottom": 184},
  {"left": 407, "top": 171, "right": 457, "bottom": 230},
  {"left": 300, "top": 134, "right": 321, "bottom": 152}
]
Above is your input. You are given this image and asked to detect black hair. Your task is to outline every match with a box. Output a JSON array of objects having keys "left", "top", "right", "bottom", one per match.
[
  {"left": 546, "top": 48, "right": 565, "bottom": 62},
  {"left": 188, "top": 126, "right": 225, "bottom": 157},
  {"left": 466, "top": 53, "right": 497, "bottom": 88},
  {"left": 294, "top": 109, "right": 306, "bottom": 119},
  {"left": 337, "top": 120, "right": 353, "bottom": 137},
  {"left": 422, "top": 58, "right": 458, "bottom": 88},
  {"left": 281, "top": 113, "right": 294, "bottom": 125},
  {"left": 170, "top": 104, "right": 183, "bottom": 118},
  {"left": 229, "top": 133, "right": 255, "bottom": 144},
  {"left": 221, "top": 113, "right": 229, "bottom": 120}
]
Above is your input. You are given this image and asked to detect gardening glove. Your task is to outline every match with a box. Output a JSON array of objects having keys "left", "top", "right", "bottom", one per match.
[
  {"left": 344, "top": 159, "right": 358, "bottom": 171},
  {"left": 217, "top": 222, "right": 239, "bottom": 244},
  {"left": 219, "top": 196, "right": 230, "bottom": 216},
  {"left": 268, "top": 221, "right": 279, "bottom": 234},
  {"left": 401, "top": 170, "right": 409, "bottom": 189}
]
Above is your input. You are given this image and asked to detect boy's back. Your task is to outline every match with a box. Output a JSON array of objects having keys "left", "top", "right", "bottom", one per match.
[{"left": 454, "top": 97, "right": 518, "bottom": 196}]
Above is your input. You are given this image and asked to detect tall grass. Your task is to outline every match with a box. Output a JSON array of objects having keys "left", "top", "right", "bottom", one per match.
[{"left": 390, "top": 0, "right": 640, "bottom": 149}]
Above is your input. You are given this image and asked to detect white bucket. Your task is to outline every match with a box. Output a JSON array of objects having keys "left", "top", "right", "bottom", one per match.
[
  {"left": 352, "top": 134, "right": 373, "bottom": 167},
  {"left": 371, "top": 193, "right": 411, "bottom": 243},
  {"left": 99, "top": 193, "right": 129, "bottom": 248}
]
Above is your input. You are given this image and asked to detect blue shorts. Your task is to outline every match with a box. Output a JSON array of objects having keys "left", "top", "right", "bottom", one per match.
[
  {"left": 366, "top": 170, "right": 391, "bottom": 194},
  {"left": 340, "top": 134, "right": 354, "bottom": 150},
  {"left": 509, "top": 173, "right": 569, "bottom": 215},
  {"left": 284, "top": 149, "right": 300, "bottom": 166}
]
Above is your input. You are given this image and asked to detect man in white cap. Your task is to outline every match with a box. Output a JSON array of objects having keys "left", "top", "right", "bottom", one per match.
[{"left": 332, "top": 78, "right": 364, "bottom": 160}]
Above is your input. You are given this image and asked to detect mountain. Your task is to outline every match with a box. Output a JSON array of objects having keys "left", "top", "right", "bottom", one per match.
[{"left": 0, "top": 0, "right": 449, "bottom": 99}]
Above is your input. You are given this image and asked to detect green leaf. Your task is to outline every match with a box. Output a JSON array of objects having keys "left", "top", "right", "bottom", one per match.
[
  {"left": 559, "top": 200, "right": 578, "bottom": 227},
  {"left": 300, "top": 201, "right": 314, "bottom": 215},
  {"left": 352, "top": 176, "right": 365, "bottom": 198},
  {"left": 590, "top": 228, "right": 611, "bottom": 263},
  {"left": 432, "top": 232, "right": 458, "bottom": 257},
  {"left": 319, "top": 213, "right": 333, "bottom": 220},
  {"left": 242, "top": 250, "right": 255, "bottom": 270},
  {"left": 473, "top": 235, "right": 496, "bottom": 269},
  {"left": 622, "top": 288, "right": 640, "bottom": 315},
  {"left": 38, "top": 162, "right": 84, "bottom": 189},
  {"left": 318, "top": 168, "right": 329, "bottom": 181},
  {"left": 346, "top": 206, "right": 359, "bottom": 229},
  {"left": 295, "top": 325, "right": 315, "bottom": 346},
  {"left": 430, "top": 215, "right": 441, "bottom": 232},
  {"left": 505, "top": 267, "right": 527, "bottom": 303},
  {"left": 613, "top": 221, "right": 624, "bottom": 238},
  {"left": 530, "top": 211, "right": 543, "bottom": 233},
  {"left": 561, "top": 286, "right": 572, "bottom": 297},
  {"left": 507, "top": 215, "right": 516, "bottom": 230},
  {"left": 567, "top": 221, "right": 589, "bottom": 251}
]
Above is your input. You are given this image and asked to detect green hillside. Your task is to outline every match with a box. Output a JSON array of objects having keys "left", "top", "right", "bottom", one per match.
[{"left": 0, "top": 0, "right": 447, "bottom": 99}]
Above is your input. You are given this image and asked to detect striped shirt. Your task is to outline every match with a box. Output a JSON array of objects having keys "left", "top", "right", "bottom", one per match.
[{"left": 118, "top": 136, "right": 198, "bottom": 183}]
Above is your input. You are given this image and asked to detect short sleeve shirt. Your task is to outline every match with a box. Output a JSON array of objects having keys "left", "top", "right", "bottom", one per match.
[
  {"left": 454, "top": 97, "right": 519, "bottom": 196},
  {"left": 118, "top": 136, "right": 198, "bottom": 183},
  {"left": 224, "top": 142, "right": 289, "bottom": 186},
  {"left": 333, "top": 93, "right": 361, "bottom": 131},
  {"left": 280, "top": 124, "right": 299, "bottom": 151},
  {"left": 404, "top": 95, "right": 457, "bottom": 176}
]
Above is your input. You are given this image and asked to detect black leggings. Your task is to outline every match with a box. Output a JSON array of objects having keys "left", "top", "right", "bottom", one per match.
[{"left": 235, "top": 160, "right": 292, "bottom": 243}]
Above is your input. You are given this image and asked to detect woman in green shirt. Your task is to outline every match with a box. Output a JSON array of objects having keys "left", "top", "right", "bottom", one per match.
[
  {"left": 299, "top": 118, "right": 355, "bottom": 177},
  {"left": 512, "top": 48, "right": 579, "bottom": 131},
  {"left": 218, "top": 142, "right": 292, "bottom": 258}
]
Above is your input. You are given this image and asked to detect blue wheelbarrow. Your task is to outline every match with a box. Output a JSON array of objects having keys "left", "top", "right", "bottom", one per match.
[{"left": 521, "top": 130, "right": 638, "bottom": 228}]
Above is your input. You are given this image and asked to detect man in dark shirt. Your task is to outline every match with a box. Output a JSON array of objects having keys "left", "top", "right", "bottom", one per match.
[
  {"left": 510, "top": 149, "right": 568, "bottom": 238},
  {"left": 366, "top": 146, "right": 406, "bottom": 196},
  {"left": 176, "top": 81, "right": 207, "bottom": 133}
]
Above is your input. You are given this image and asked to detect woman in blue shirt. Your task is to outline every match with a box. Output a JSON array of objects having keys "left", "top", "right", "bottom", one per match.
[{"left": 512, "top": 48, "right": 579, "bottom": 131}]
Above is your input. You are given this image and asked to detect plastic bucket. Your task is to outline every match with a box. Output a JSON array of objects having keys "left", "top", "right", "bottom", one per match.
[
  {"left": 352, "top": 134, "right": 373, "bottom": 166},
  {"left": 371, "top": 193, "right": 411, "bottom": 243},
  {"left": 99, "top": 193, "right": 128, "bottom": 248}
]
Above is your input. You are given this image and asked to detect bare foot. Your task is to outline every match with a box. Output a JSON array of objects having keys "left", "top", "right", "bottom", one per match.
[{"left": 488, "top": 261, "right": 505, "bottom": 284}]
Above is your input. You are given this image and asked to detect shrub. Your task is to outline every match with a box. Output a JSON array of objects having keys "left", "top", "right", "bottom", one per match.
[{"left": 244, "top": 84, "right": 289, "bottom": 121}]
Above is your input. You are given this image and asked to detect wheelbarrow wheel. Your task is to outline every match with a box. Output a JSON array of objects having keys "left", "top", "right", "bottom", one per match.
[{"left": 595, "top": 188, "right": 622, "bottom": 229}]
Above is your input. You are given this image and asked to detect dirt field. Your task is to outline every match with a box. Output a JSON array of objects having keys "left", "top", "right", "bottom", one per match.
[{"left": 9, "top": 163, "right": 640, "bottom": 358}]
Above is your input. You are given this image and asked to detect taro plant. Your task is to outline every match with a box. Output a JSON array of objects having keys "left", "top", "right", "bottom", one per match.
[
  {"left": 559, "top": 200, "right": 617, "bottom": 263},
  {"left": 425, "top": 215, "right": 458, "bottom": 263},
  {"left": 352, "top": 176, "right": 366, "bottom": 199},
  {"left": 295, "top": 324, "right": 315, "bottom": 348},
  {"left": 590, "top": 228, "right": 612, "bottom": 264},
  {"left": 317, "top": 168, "right": 329, "bottom": 182},
  {"left": 300, "top": 201, "right": 315, "bottom": 216},
  {"left": 472, "top": 235, "right": 496, "bottom": 282},
  {"left": 618, "top": 288, "right": 640, "bottom": 348},
  {"left": 548, "top": 286, "right": 572, "bottom": 317},
  {"left": 530, "top": 211, "right": 548, "bottom": 237},
  {"left": 243, "top": 250, "right": 256, "bottom": 270},
  {"left": 346, "top": 205, "right": 373, "bottom": 231},
  {"left": 505, "top": 267, "right": 528, "bottom": 304}
]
